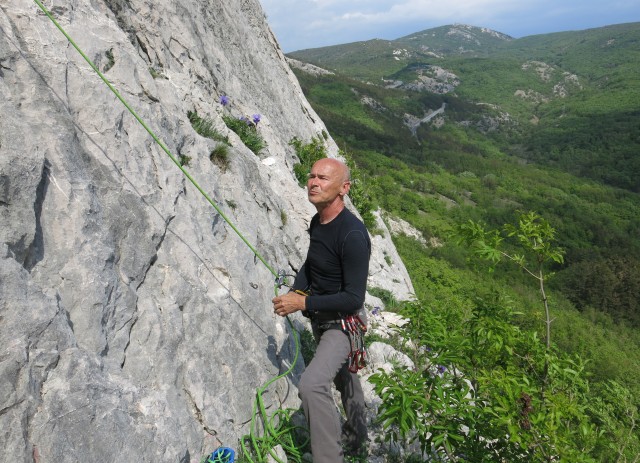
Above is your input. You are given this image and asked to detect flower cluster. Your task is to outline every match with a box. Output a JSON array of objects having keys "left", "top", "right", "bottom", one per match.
[
  {"left": 218, "top": 94, "right": 266, "bottom": 155},
  {"left": 219, "top": 95, "right": 261, "bottom": 128}
]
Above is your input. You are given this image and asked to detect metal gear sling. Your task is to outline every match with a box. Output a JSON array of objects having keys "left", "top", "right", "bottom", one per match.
[{"left": 342, "top": 314, "right": 368, "bottom": 373}]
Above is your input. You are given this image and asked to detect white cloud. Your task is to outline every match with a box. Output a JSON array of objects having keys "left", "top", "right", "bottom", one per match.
[{"left": 259, "top": 0, "right": 640, "bottom": 51}]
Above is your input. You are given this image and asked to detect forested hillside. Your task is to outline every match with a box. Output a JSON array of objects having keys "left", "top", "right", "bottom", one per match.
[{"left": 288, "top": 23, "right": 640, "bottom": 461}]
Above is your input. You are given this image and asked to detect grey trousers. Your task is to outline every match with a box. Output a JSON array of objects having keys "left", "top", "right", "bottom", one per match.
[{"left": 299, "top": 322, "right": 367, "bottom": 463}]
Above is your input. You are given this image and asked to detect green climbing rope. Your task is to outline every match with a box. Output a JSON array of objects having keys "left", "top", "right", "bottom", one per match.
[
  {"left": 32, "top": 1, "right": 305, "bottom": 461},
  {"left": 32, "top": 0, "right": 276, "bottom": 277}
]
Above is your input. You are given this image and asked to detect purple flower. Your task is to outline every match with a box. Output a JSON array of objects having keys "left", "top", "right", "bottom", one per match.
[
  {"left": 252, "top": 114, "right": 261, "bottom": 125},
  {"left": 219, "top": 95, "right": 230, "bottom": 106},
  {"left": 371, "top": 307, "right": 381, "bottom": 316},
  {"left": 437, "top": 365, "right": 447, "bottom": 374}
]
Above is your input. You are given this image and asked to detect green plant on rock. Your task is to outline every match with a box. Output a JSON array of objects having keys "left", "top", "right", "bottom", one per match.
[
  {"left": 188, "top": 110, "right": 229, "bottom": 143},
  {"left": 178, "top": 153, "right": 191, "bottom": 167},
  {"left": 343, "top": 153, "right": 377, "bottom": 230},
  {"left": 222, "top": 115, "right": 266, "bottom": 155},
  {"left": 149, "top": 66, "right": 167, "bottom": 79},
  {"left": 209, "top": 144, "right": 230, "bottom": 171},
  {"left": 104, "top": 48, "right": 115, "bottom": 72}
]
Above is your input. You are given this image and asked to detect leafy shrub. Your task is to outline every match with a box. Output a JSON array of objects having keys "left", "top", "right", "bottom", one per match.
[
  {"left": 371, "top": 298, "right": 604, "bottom": 462},
  {"left": 344, "top": 154, "right": 377, "bottom": 230},
  {"left": 299, "top": 328, "right": 316, "bottom": 366},
  {"left": 289, "top": 136, "right": 327, "bottom": 186}
]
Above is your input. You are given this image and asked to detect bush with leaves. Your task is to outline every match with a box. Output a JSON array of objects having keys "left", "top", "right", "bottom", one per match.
[
  {"left": 289, "top": 136, "right": 327, "bottom": 186},
  {"left": 370, "top": 297, "right": 603, "bottom": 462},
  {"left": 343, "top": 153, "right": 377, "bottom": 230}
]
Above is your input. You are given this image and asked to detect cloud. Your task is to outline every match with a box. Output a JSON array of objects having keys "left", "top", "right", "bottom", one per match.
[{"left": 259, "top": 0, "right": 640, "bottom": 51}]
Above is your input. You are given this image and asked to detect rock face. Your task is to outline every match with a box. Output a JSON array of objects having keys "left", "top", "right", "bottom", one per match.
[{"left": 0, "top": 0, "right": 413, "bottom": 461}]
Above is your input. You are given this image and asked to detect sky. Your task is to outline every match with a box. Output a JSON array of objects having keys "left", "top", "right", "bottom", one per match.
[{"left": 258, "top": 0, "right": 640, "bottom": 52}]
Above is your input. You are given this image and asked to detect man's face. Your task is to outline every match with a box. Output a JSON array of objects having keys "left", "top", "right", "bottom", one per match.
[{"left": 307, "top": 159, "right": 350, "bottom": 208}]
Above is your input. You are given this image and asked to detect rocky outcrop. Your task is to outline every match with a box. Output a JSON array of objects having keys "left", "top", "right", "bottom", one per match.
[{"left": 0, "top": 0, "right": 413, "bottom": 461}]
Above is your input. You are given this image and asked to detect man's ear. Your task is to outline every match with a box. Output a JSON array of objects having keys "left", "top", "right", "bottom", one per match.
[{"left": 341, "top": 181, "right": 351, "bottom": 196}]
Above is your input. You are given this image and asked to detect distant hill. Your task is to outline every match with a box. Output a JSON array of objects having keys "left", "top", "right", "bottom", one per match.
[
  {"left": 288, "top": 22, "right": 640, "bottom": 192},
  {"left": 288, "top": 24, "right": 513, "bottom": 81}
]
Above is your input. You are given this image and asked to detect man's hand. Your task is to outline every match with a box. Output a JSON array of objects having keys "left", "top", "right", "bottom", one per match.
[{"left": 272, "top": 292, "right": 306, "bottom": 317}]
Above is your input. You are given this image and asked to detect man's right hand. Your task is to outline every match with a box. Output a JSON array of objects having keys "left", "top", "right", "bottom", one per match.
[{"left": 272, "top": 292, "right": 306, "bottom": 317}]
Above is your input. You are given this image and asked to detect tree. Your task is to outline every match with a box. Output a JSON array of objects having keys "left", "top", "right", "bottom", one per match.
[{"left": 457, "top": 211, "right": 565, "bottom": 350}]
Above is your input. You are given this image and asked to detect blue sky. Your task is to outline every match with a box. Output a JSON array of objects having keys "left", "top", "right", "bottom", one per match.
[{"left": 259, "top": 0, "right": 640, "bottom": 52}]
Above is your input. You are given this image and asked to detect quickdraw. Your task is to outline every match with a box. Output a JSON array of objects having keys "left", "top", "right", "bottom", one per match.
[{"left": 342, "top": 314, "right": 367, "bottom": 373}]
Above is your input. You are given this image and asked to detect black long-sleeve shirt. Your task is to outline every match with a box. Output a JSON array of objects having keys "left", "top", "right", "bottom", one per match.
[{"left": 293, "top": 207, "right": 371, "bottom": 320}]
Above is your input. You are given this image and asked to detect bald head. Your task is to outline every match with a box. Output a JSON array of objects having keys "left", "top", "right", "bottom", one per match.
[
  {"left": 307, "top": 158, "right": 352, "bottom": 214},
  {"left": 313, "top": 158, "right": 350, "bottom": 182}
]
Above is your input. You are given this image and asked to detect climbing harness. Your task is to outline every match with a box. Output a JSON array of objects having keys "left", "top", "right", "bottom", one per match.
[
  {"left": 342, "top": 314, "right": 368, "bottom": 373},
  {"left": 31, "top": 1, "right": 304, "bottom": 461},
  {"left": 275, "top": 271, "right": 368, "bottom": 373}
]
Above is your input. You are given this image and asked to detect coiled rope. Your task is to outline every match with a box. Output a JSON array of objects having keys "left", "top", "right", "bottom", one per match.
[{"left": 32, "top": 0, "right": 305, "bottom": 460}]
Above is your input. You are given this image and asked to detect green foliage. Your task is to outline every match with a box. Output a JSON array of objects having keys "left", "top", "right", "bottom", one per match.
[
  {"left": 342, "top": 152, "right": 377, "bottom": 230},
  {"left": 289, "top": 136, "right": 327, "bottom": 186},
  {"left": 371, "top": 297, "right": 624, "bottom": 462},
  {"left": 367, "top": 286, "right": 398, "bottom": 310},
  {"left": 298, "top": 328, "right": 316, "bottom": 366},
  {"left": 222, "top": 115, "right": 266, "bottom": 155},
  {"left": 103, "top": 48, "right": 115, "bottom": 72},
  {"left": 148, "top": 66, "right": 167, "bottom": 79},
  {"left": 457, "top": 211, "right": 565, "bottom": 349},
  {"left": 210, "top": 144, "right": 230, "bottom": 170},
  {"left": 178, "top": 153, "right": 191, "bottom": 167}
]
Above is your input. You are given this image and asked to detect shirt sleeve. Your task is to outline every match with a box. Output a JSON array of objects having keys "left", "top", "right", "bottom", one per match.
[{"left": 305, "top": 229, "right": 370, "bottom": 314}]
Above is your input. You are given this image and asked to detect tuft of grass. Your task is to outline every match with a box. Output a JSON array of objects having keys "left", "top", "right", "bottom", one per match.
[
  {"left": 210, "top": 144, "right": 230, "bottom": 171},
  {"left": 368, "top": 286, "right": 398, "bottom": 310},
  {"left": 178, "top": 154, "right": 192, "bottom": 167},
  {"left": 104, "top": 48, "right": 115, "bottom": 72},
  {"left": 188, "top": 111, "right": 228, "bottom": 143},
  {"left": 299, "top": 328, "right": 317, "bottom": 366},
  {"left": 222, "top": 115, "right": 266, "bottom": 155},
  {"left": 149, "top": 66, "right": 167, "bottom": 79}
]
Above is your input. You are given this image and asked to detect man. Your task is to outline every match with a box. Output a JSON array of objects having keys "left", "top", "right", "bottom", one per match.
[{"left": 272, "top": 157, "right": 370, "bottom": 462}]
